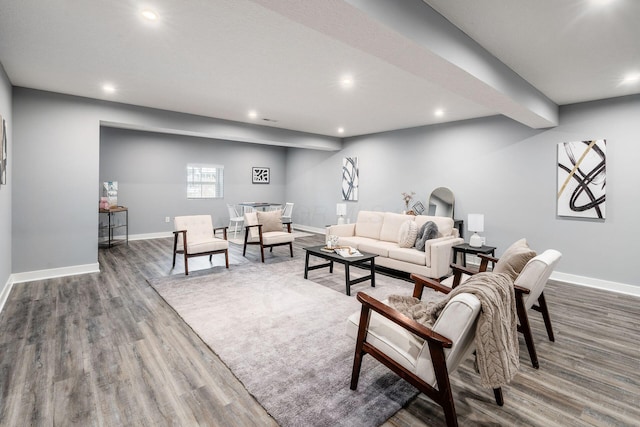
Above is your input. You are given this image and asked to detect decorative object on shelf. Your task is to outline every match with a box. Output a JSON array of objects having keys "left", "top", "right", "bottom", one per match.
[
  {"left": 468, "top": 213, "right": 484, "bottom": 247},
  {"left": 401, "top": 191, "right": 415, "bottom": 212},
  {"left": 336, "top": 203, "right": 347, "bottom": 224},
  {"left": 103, "top": 181, "right": 118, "bottom": 207},
  {"left": 252, "top": 167, "right": 270, "bottom": 184},
  {"left": 341, "top": 156, "right": 358, "bottom": 201},
  {"left": 557, "top": 139, "right": 606, "bottom": 219},
  {"left": 411, "top": 200, "right": 425, "bottom": 215},
  {"left": 99, "top": 197, "right": 109, "bottom": 210}
]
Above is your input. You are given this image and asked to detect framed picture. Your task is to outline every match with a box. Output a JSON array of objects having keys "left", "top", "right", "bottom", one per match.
[
  {"left": 412, "top": 201, "right": 425, "bottom": 215},
  {"left": 557, "top": 139, "right": 606, "bottom": 219},
  {"left": 252, "top": 167, "right": 270, "bottom": 184},
  {"left": 341, "top": 156, "right": 358, "bottom": 201},
  {"left": 0, "top": 116, "right": 6, "bottom": 185}
]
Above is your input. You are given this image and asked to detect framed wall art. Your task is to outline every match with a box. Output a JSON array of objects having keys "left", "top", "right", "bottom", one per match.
[
  {"left": 341, "top": 156, "right": 359, "bottom": 201},
  {"left": 0, "top": 116, "right": 6, "bottom": 185},
  {"left": 557, "top": 139, "right": 606, "bottom": 219},
  {"left": 252, "top": 167, "right": 270, "bottom": 184}
]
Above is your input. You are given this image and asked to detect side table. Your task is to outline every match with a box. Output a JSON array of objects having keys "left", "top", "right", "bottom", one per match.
[
  {"left": 99, "top": 206, "right": 129, "bottom": 248},
  {"left": 452, "top": 243, "right": 496, "bottom": 267}
]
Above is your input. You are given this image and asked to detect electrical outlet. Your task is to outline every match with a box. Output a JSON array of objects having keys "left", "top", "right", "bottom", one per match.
[{"left": 165, "top": 216, "right": 170, "bottom": 223}]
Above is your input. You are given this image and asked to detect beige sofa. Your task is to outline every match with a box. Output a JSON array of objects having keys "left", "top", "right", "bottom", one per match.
[{"left": 327, "top": 211, "right": 463, "bottom": 279}]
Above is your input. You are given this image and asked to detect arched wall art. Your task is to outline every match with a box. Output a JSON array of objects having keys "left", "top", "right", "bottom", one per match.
[{"left": 557, "top": 139, "right": 606, "bottom": 219}]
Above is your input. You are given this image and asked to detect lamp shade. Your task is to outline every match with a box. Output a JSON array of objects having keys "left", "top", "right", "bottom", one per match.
[
  {"left": 468, "top": 213, "right": 484, "bottom": 233},
  {"left": 336, "top": 203, "right": 347, "bottom": 216}
]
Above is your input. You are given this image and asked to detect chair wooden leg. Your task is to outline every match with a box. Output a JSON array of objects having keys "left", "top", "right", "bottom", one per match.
[
  {"left": 538, "top": 292, "right": 555, "bottom": 342},
  {"left": 350, "top": 305, "right": 370, "bottom": 390},
  {"left": 224, "top": 250, "right": 229, "bottom": 268},
  {"left": 209, "top": 254, "right": 213, "bottom": 262},
  {"left": 289, "top": 242, "right": 293, "bottom": 257},
  {"left": 260, "top": 246, "right": 265, "bottom": 262},
  {"left": 172, "top": 235, "right": 178, "bottom": 268},
  {"left": 515, "top": 293, "right": 538, "bottom": 369},
  {"left": 183, "top": 254, "right": 189, "bottom": 275},
  {"left": 493, "top": 388, "right": 504, "bottom": 406}
]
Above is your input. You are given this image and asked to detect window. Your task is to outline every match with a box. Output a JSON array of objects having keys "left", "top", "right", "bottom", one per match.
[{"left": 187, "top": 164, "right": 224, "bottom": 199}]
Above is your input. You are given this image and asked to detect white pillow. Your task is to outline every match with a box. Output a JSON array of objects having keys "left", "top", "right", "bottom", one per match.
[{"left": 397, "top": 220, "right": 418, "bottom": 248}]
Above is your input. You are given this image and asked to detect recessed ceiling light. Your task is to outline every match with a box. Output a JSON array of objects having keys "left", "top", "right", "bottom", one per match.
[
  {"left": 102, "top": 83, "right": 116, "bottom": 94},
  {"left": 434, "top": 108, "right": 445, "bottom": 117},
  {"left": 248, "top": 110, "right": 258, "bottom": 119},
  {"left": 340, "top": 75, "right": 354, "bottom": 89},
  {"left": 337, "top": 127, "right": 345, "bottom": 134},
  {"left": 141, "top": 9, "right": 159, "bottom": 21},
  {"left": 621, "top": 72, "right": 640, "bottom": 85}
]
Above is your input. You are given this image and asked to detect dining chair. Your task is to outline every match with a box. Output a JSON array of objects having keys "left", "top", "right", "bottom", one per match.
[{"left": 226, "top": 204, "right": 244, "bottom": 237}]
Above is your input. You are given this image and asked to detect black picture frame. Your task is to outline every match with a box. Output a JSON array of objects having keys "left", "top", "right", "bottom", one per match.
[{"left": 252, "top": 167, "right": 270, "bottom": 184}]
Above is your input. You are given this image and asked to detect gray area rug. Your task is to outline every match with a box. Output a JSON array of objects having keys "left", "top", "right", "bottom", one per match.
[{"left": 148, "top": 259, "right": 423, "bottom": 427}]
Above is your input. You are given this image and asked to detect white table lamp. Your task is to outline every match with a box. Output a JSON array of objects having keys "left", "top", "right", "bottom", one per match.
[
  {"left": 468, "top": 213, "right": 484, "bottom": 247},
  {"left": 336, "top": 203, "right": 347, "bottom": 225}
]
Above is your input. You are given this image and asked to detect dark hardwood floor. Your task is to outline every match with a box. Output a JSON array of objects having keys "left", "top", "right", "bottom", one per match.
[{"left": 0, "top": 233, "right": 638, "bottom": 426}]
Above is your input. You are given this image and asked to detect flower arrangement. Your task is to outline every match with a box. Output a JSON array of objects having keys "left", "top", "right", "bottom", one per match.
[{"left": 401, "top": 191, "right": 415, "bottom": 210}]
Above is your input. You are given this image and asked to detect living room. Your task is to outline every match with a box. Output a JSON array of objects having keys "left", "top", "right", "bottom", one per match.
[{"left": 0, "top": 0, "right": 639, "bottom": 425}]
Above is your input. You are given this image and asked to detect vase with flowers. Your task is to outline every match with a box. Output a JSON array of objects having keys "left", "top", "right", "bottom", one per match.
[{"left": 401, "top": 191, "right": 415, "bottom": 213}]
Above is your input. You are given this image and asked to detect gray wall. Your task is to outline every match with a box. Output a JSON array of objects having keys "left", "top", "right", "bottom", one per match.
[
  {"left": 11, "top": 88, "right": 338, "bottom": 274},
  {"left": 99, "top": 127, "right": 287, "bottom": 234},
  {"left": 10, "top": 85, "right": 639, "bottom": 288},
  {"left": 286, "top": 94, "right": 640, "bottom": 286},
  {"left": 0, "top": 64, "right": 12, "bottom": 293}
]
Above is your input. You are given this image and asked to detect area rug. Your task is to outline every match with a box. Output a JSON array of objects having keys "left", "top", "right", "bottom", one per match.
[
  {"left": 148, "top": 260, "right": 423, "bottom": 427},
  {"left": 227, "top": 230, "right": 313, "bottom": 245}
]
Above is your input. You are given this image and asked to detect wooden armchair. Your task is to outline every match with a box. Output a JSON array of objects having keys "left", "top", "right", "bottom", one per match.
[
  {"left": 242, "top": 210, "right": 294, "bottom": 262},
  {"left": 447, "top": 248, "right": 562, "bottom": 369},
  {"left": 348, "top": 274, "right": 503, "bottom": 427},
  {"left": 172, "top": 215, "right": 229, "bottom": 275}
]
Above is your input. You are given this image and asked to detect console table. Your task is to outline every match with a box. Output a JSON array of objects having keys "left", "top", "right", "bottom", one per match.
[
  {"left": 99, "top": 206, "right": 128, "bottom": 248},
  {"left": 452, "top": 243, "right": 496, "bottom": 267}
]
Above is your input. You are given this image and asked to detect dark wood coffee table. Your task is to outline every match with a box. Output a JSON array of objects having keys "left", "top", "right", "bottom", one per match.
[{"left": 304, "top": 245, "right": 377, "bottom": 296}]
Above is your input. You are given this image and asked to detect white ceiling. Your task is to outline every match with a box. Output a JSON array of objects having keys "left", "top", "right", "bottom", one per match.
[{"left": 0, "top": 0, "right": 638, "bottom": 138}]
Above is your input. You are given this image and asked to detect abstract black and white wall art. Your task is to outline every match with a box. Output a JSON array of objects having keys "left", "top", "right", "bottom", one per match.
[
  {"left": 557, "top": 139, "right": 606, "bottom": 219},
  {"left": 341, "top": 156, "right": 358, "bottom": 201},
  {"left": 252, "top": 167, "right": 270, "bottom": 184}
]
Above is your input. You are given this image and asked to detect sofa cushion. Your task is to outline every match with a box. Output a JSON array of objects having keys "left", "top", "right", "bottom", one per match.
[
  {"left": 358, "top": 240, "right": 397, "bottom": 257},
  {"left": 380, "top": 212, "right": 415, "bottom": 242},
  {"left": 415, "top": 215, "right": 454, "bottom": 238},
  {"left": 354, "top": 211, "right": 385, "bottom": 239},
  {"left": 256, "top": 209, "right": 283, "bottom": 232},
  {"left": 414, "top": 221, "right": 438, "bottom": 251},
  {"left": 397, "top": 220, "right": 418, "bottom": 248},
  {"left": 494, "top": 238, "right": 536, "bottom": 281},
  {"left": 388, "top": 247, "right": 427, "bottom": 266}
]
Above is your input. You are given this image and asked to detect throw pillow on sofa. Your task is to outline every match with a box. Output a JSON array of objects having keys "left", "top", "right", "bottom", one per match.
[
  {"left": 493, "top": 238, "right": 536, "bottom": 281},
  {"left": 397, "top": 220, "right": 418, "bottom": 248},
  {"left": 414, "top": 221, "right": 438, "bottom": 251}
]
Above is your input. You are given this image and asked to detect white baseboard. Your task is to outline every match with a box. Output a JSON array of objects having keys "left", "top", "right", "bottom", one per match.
[
  {"left": 129, "top": 231, "right": 173, "bottom": 241},
  {"left": 551, "top": 272, "right": 640, "bottom": 298},
  {"left": 291, "top": 224, "right": 326, "bottom": 235},
  {"left": 0, "top": 276, "right": 14, "bottom": 315},
  {"left": 10, "top": 263, "right": 100, "bottom": 285}
]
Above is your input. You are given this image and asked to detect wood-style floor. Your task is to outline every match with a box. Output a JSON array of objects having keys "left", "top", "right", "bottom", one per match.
[{"left": 1, "top": 233, "right": 639, "bottom": 426}]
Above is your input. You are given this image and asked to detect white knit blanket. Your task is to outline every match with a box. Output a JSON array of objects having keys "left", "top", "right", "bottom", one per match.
[{"left": 389, "top": 272, "right": 519, "bottom": 388}]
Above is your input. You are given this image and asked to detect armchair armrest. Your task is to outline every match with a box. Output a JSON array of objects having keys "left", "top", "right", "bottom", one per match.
[
  {"left": 478, "top": 253, "right": 499, "bottom": 272},
  {"left": 449, "top": 263, "right": 478, "bottom": 288},
  {"left": 356, "top": 292, "right": 452, "bottom": 348},
  {"left": 410, "top": 273, "right": 452, "bottom": 298},
  {"left": 213, "top": 226, "right": 228, "bottom": 240}
]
